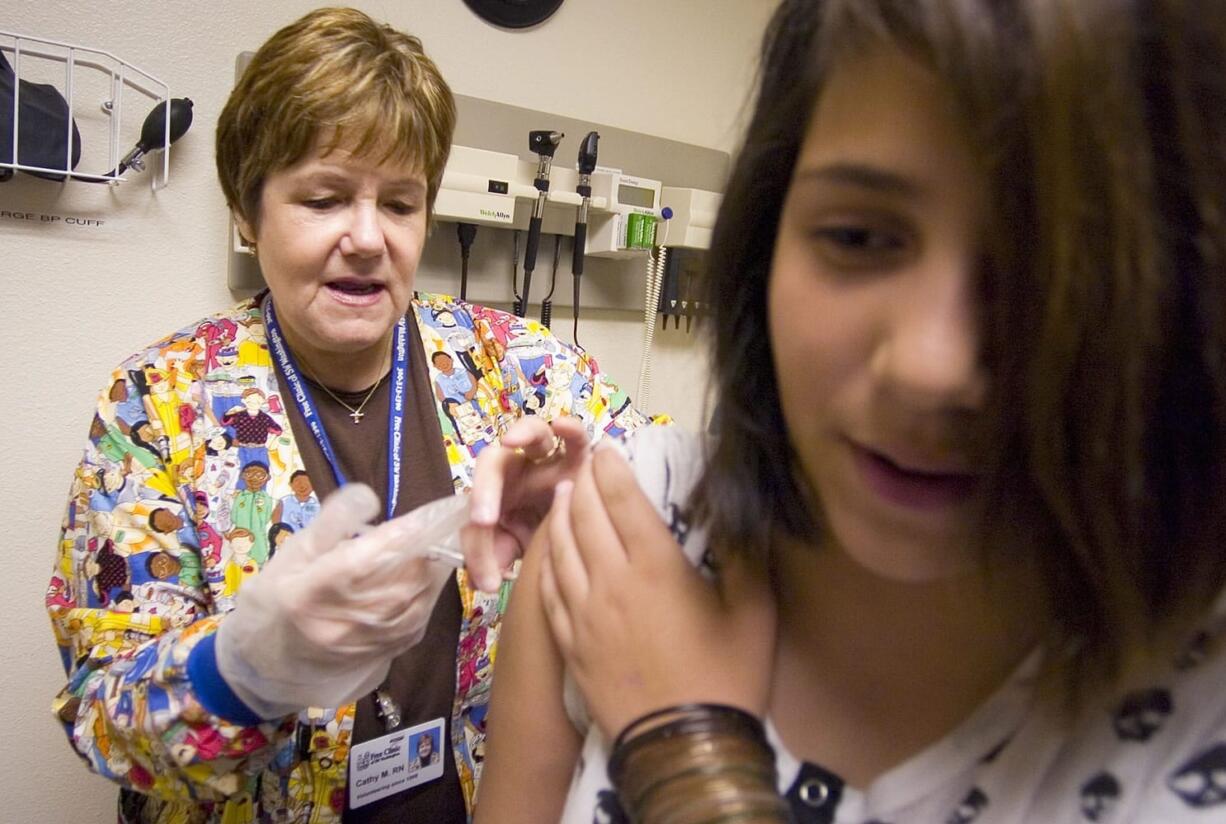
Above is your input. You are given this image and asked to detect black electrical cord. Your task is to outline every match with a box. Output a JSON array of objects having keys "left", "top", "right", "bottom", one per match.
[
  {"left": 521, "top": 222, "right": 538, "bottom": 317},
  {"left": 572, "top": 270, "right": 584, "bottom": 350},
  {"left": 456, "top": 222, "right": 477, "bottom": 301},
  {"left": 570, "top": 131, "right": 598, "bottom": 351},
  {"left": 511, "top": 230, "right": 525, "bottom": 316},
  {"left": 540, "top": 235, "right": 562, "bottom": 328}
]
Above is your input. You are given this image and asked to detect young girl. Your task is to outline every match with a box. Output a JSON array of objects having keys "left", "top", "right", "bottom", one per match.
[{"left": 465, "top": 0, "right": 1226, "bottom": 821}]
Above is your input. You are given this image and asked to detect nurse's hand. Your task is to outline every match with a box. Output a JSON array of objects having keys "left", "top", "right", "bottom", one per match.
[
  {"left": 539, "top": 445, "right": 777, "bottom": 740},
  {"left": 214, "top": 484, "right": 456, "bottom": 718},
  {"left": 463, "top": 416, "right": 589, "bottom": 591}
]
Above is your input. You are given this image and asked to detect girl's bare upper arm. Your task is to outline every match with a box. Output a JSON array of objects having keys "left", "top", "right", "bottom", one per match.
[{"left": 474, "top": 524, "right": 582, "bottom": 823}]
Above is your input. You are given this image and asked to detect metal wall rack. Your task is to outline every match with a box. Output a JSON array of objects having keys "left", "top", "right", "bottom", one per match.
[{"left": 1, "top": 29, "right": 175, "bottom": 188}]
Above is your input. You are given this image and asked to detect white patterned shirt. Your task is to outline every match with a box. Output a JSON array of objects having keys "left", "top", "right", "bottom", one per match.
[{"left": 560, "top": 426, "right": 1226, "bottom": 824}]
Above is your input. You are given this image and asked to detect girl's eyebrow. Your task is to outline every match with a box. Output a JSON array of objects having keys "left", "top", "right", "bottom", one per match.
[{"left": 793, "top": 162, "right": 927, "bottom": 198}]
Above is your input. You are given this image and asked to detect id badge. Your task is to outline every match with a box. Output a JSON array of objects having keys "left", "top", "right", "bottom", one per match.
[{"left": 348, "top": 716, "right": 446, "bottom": 809}]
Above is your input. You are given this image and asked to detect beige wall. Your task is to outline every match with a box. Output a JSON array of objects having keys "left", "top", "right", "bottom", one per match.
[{"left": 0, "top": 1, "right": 774, "bottom": 819}]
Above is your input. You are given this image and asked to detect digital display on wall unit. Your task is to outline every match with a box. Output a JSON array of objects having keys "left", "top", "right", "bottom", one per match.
[{"left": 617, "top": 184, "right": 655, "bottom": 209}]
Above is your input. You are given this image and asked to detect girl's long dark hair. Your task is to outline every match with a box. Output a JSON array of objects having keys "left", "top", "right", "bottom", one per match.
[{"left": 696, "top": 0, "right": 1226, "bottom": 686}]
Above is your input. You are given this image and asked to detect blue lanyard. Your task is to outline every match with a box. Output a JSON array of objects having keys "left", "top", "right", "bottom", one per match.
[{"left": 264, "top": 299, "right": 408, "bottom": 522}]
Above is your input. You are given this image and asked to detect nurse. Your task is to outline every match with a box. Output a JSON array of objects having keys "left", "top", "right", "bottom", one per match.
[{"left": 46, "top": 8, "right": 646, "bottom": 822}]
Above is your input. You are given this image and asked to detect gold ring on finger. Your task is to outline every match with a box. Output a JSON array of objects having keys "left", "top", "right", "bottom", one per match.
[{"left": 512, "top": 434, "right": 566, "bottom": 465}]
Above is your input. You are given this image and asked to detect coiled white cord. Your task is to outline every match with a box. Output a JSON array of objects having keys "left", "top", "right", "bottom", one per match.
[{"left": 637, "top": 215, "right": 671, "bottom": 410}]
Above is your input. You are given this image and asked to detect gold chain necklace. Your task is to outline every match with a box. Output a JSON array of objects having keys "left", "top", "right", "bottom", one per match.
[
  {"left": 310, "top": 372, "right": 386, "bottom": 424},
  {"left": 297, "top": 338, "right": 393, "bottom": 425}
]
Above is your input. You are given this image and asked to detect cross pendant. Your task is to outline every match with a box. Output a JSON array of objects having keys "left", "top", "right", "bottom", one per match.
[{"left": 349, "top": 410, "right": 364, "bottom": 424}]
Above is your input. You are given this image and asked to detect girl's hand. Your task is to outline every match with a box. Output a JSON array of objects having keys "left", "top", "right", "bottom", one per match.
[
  {"left": 463, "top": 416, "right": 590, "bottom": 591},
  {"left": 539, "top": 444, "right": 777, "bottom": 740}
]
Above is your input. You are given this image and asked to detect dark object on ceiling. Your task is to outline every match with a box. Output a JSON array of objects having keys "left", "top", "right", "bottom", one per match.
[{"left": 462, "top": 0, "right": 564, "bottom": 29}]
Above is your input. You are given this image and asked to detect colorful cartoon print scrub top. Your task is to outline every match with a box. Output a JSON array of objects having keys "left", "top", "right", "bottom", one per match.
[{"left": 47, "top": 294, "right": 652, "bottom": 823}]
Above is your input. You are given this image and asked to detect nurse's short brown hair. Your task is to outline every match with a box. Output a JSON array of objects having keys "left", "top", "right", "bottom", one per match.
[{"left": 215, "top": 7, "right": 456, "bottom": 230}]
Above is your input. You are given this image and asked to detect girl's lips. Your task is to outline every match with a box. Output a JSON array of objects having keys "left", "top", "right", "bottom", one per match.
[
  {"left": 325, "top": 280, "right": 385, "bottom": 306},
  {"left": 851, "top": 442, "right": 979, "bottom": 511}
]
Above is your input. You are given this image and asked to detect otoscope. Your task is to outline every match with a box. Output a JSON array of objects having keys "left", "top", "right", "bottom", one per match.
[
  {"left": 517, "top": 129, "right": 563, "bottom": 317},
  {"left": 571, "top": 131, "right": 599, "bottom": 345}
]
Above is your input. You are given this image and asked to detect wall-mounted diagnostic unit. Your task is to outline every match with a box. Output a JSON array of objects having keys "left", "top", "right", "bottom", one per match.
[
  {"left": 229, "top": 89, "right": 729, "bottom": 301},
  {"left": 584, "top": 171, "right": 662, "bottom": 256},
  {"left": 430, "top": 151, "right": 713, "bottom": 260}
]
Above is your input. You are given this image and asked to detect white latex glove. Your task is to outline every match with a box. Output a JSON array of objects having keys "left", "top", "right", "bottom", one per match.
[{"left": 215, "top": 484, "right": 469, "bottom": 718}]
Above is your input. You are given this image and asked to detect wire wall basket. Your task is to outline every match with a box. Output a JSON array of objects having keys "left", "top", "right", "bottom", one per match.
[{"left": 1, "top": 29, "right": 176, "bottom": 189}]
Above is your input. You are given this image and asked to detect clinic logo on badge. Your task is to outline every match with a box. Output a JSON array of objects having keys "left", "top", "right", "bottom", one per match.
[{"left": 357, "top": 751, "right": 372, "bottom": 770}]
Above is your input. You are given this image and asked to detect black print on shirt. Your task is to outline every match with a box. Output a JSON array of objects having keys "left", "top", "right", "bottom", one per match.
[
  {"left": 1080, "top": 772, "right": 1121, "bottom": 821},
  {"left": 1112, "top": 687, "right": 1173, "bottom": 742},
  {"left": 1168, "top": 743, "right": 1226, "bottom": 808},
  {"left": 979, "top": 736, "right": 1012, "bottom": 765},
  {"left": 593, "top": 789, "right": 629, "bottom": 824},
  {"left": 1174, "top": 630, "right": 1211, "bottom": 671},
  {"left": 660, "top": 461, "right": 691, "bottom": 548},
  {"left": 667, "top": 501, "right": 690, "bottom": 548},
  {"left": 946, "top": 787, "right": 988, "bottom": 824}
]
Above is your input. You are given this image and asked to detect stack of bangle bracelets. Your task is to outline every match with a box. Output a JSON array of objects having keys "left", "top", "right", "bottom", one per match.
[{"left": 608, "top": 703, "right": 791, "bottom": 823}]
